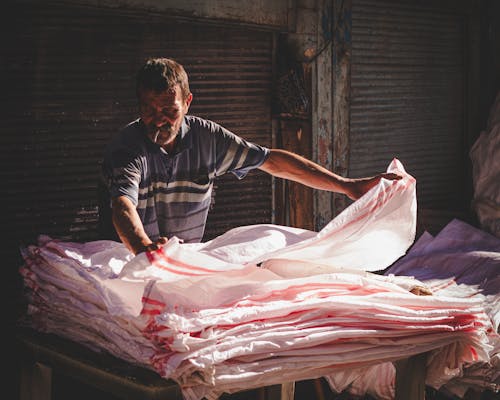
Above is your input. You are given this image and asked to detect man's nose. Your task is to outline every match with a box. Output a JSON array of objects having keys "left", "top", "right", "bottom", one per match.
[
  {"left": 154, "top": 115, "right": 171, "bottom": 127},
  {"left": 156, "top": 111, "right": 174, "bottom": 125}
]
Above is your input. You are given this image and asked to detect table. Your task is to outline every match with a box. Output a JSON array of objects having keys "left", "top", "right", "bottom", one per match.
[{"left": 17, "top": 329, "right": 426, "bottom": 400}]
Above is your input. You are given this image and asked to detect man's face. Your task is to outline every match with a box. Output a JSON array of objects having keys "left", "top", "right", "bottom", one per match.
[{"left": 138, "top": 84, "right": 192, "bottom": 147}]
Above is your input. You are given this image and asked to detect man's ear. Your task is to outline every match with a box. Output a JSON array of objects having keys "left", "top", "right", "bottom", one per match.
[{"left": 185, "top": 93, "right": 193, "bottom": 110}]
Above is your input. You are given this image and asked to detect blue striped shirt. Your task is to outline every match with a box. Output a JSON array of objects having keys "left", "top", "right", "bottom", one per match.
[{"left": 102, "top": 116, "right": 270, "bottom": 243}]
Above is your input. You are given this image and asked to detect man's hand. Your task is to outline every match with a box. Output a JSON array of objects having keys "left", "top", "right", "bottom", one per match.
[
  {"left": 111, "top": 196, "right": 169, "bottom": 255},
  {"left": 344, "top": 172, "right": 402, "bottom": 200},
  {"left": 140, "top": 237, "right": 168, "bottom": 253}
]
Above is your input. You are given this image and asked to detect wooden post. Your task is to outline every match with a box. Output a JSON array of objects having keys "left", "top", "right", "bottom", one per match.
[
  {"left": 332, "top": 0, "right": 352, "bottom": 216},
  {"left": 281, "top": 381, "right": 295, "bottom": 400},
  {"left": 280, "top": 117, "right": 314, "bottom": 230},
  {"left": 313, "top": 0, "right": 334, "bottom": 230},
  {"left": 395, "top": 352, "right": 428, "bottom": 400}
]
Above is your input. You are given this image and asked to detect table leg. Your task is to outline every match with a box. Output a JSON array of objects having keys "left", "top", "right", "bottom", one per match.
[
  {"left": 20, "top": 361, "right": 52, "bottom": 400},
  {"left": 395, "top": 352, "right": 427, "bottom": 400}
]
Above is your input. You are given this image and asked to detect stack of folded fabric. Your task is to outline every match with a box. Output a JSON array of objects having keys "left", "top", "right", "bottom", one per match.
[
  {"left": 19, "top": 236, "right": 156, "bottom": 366},
  {"left": 385, "top": 219, "right": 500, "bottom": 398},
  {"left": 18, "top": 160, "right": 497, "bottom": 400},
  {"left": 141, "top": 258, "right": 492, "bottom": 400}
]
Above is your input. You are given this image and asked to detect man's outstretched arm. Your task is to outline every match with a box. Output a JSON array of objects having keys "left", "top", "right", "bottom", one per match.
[{"left": 259, "top": 149, "right": 401, "bottom": 200}]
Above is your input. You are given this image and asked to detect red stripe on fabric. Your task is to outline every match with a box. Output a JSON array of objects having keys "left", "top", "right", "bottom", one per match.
[
  {"left": 140, "top": 308, "right": 162, "bottom": 316},
  {"left": 146, "top": 251, "right": 155, "bottom": 263},
  {"left": 146, "top": 247, "right": 222, "bottom": 275},
  {"left": 150, "top": 259, "right": 205, "bottom": 276},
  {"left": 157, "top": 248, "right": 220, "bottom": 273},
  {"left": 431, "top": 279, "right": 456, "bottom": 292},
  {"left": 316, "top": 178, "right": 414, "bottom": 244},
  {"left": 470, "top": 346, "right": 478, "bottom": 361},
  {"left": 142, "top": 296, "right": 165, "bottom": 306}
]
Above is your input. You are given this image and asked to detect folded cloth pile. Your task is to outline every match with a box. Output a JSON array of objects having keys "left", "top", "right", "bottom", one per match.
[
  {"left": 18, "top": 160, "right": 497, "bottom": 400},
  {"left": 19, "top": 237, "right": 155, "bottom": 366},
  {"left": 385, "top": 219, "right": 500, "bottom": 397}
]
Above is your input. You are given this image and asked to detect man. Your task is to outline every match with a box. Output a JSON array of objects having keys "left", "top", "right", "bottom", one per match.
[{"left": 101, "top": 57, "right": 401, "bottom": 255}]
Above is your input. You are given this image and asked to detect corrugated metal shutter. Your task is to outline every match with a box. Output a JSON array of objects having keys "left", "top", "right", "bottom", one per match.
[
  {"left": 4, "top": 3, "right": 273, "bottom": 257},
  {"left": 349, "top": 0, "right": 466, "bottom": 233}
]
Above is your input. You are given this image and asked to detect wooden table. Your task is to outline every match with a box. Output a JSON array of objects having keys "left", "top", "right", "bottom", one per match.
[{"left": 17, "top": 329, "right": 426, "bottom": 400}]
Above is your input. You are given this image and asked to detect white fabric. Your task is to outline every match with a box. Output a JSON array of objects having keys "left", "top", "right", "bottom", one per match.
[
  {"left": 118, "top": 158, "right": 416, "bottom": 288},
  {"left": 385, "top": 218, "right": 500, "bottom": 396},
  {"left": 19, "top": 159, "right": 496, "bottom": 399},
  {"left": 470, "top": 90, "right": 500, "bottom": 238}
]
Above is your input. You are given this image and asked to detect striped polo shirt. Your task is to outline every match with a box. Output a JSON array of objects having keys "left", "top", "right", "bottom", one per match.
[{"left": 101, "top": 116, "right": 270, "bottom": 243}]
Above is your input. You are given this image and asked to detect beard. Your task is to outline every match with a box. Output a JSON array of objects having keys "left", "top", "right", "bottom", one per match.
[{"left": 148, "top": 123, "right": 179, "bottom": 146}]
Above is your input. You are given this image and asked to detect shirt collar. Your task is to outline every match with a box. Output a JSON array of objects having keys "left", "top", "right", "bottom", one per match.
[{"left": 172, "top": 117, "right": 191, "bottom": 154}]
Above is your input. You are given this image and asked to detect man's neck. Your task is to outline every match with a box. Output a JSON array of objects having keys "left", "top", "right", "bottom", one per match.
[{"left": 162, "top": 139, "right": 176, "bottom": 153}]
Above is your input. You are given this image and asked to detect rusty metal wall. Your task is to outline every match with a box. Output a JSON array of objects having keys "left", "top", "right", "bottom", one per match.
[
  {"left": 349, "top": 0, "right": 468, "bottom": 233},
  {"left": 3, "top": 3, "right": 274, "bottom": 253},
  {"left": 35, "top": 0, "right": 290, "bottom": 29}
]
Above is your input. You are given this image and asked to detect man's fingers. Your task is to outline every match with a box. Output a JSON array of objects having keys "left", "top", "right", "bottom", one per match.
[
  {"left": 382, "top": 172, "right": 403, "bottom": 180},
  {"left": 144, "top": 237, "right": 168, "bottom": 253},
  {"left": 145, "top": 243, "right": 159, "bottom": 252},
  {"left": 157, "top": 237, "right": 168, "bottom": 245}
]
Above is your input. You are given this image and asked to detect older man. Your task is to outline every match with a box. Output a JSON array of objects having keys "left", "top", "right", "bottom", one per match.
[{"left": 101, "top": 57, "right": 401, "bottom": 255}]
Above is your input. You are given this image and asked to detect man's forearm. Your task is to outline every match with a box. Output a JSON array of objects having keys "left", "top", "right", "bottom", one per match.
[
  {"left": 259, "top": 149, "right": 348, "bottom": 192},
  {"left": 111, "top": 196, "right": 153, "bottom": 255},
  {"left": 259, "top": 149, "right": 402, "bottom": 200}
]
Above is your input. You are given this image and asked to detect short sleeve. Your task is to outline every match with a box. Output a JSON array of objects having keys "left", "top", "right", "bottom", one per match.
[
  {"left": 102, "top": 146, "right": 142, "bottom": 206},
  {"left": 213, "top": 124, "right": 270, "bottom": 179}
]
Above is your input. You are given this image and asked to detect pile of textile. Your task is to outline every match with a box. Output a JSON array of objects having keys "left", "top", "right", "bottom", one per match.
[
  {"left": 19, "top": 160, "right": 499, "bottom": 400},
  {"left": 385, "top": 218, "right": 500, "bottom": 397},
  {"left": 470, "top": 90, "right": 500, "bottom": 238}
]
